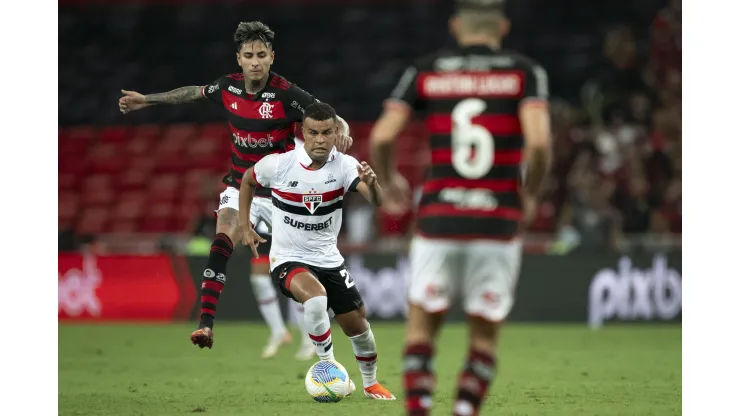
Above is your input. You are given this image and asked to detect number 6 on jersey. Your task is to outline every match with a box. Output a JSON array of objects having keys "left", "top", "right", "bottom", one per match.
[{"left": 451, "top": 98, "right": 495, "bottom": 179}]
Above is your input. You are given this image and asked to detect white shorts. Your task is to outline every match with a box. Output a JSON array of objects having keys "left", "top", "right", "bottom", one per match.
[
  {"left": 216, "top": 187, "right": 272, "bottom": 233},
  {"left": 407, "top": 236, "right": 522, "bottom": 322}
]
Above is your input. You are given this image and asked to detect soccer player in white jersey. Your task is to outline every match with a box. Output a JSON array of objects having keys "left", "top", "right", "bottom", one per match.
[{"left": 237, "top": 102, "right": 396, "bottom": 400}]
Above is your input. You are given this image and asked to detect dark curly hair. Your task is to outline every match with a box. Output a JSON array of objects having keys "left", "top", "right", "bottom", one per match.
[
  {"left": 233, "top": 21, "right": 275, "bottom": 51},
  {"left": 303, "top": 102, "right": 337, "bottom": 123}
]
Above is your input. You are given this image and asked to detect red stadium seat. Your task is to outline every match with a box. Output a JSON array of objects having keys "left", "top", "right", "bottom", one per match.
[
  {"left": 117, "top": 168, "right": 149, "bottom": 191},
  {"left": 125, "top": 138, "right": 151, "bottom": 158},
  {"left": 138, "top": 202, "right": 175, "bottom": 233},
  {"left": 87, "top": 143, "right": 127, "bottom": 174},
  {"left": 59, "top": 126, "right": 97, "bottom": 142},
  {"left": 111, "top": 196, "right": 145, "bottom": 221},
  {"left": 59, "top": 193, "right": 79, "bottom": 224},
  {"left": 98, "top": 126, "right": 129, "bottom": 143},
  {"left": 129, "top": 124, "right": 163, "bottom": 141},
  {"left": 58, "top": 172, "right": 79, "bottom": 191},
  {"left": 75, "top": 207, "right": 109, "bottom": 235},
  {"left": 108, "top": 220, "right": 138, "bottom": 233},
  {"left": 162, "top": 123, "right": 198, "bottom": 142},
  {"left": 147, "top": 174, "right": 180, "bottom": 202}
]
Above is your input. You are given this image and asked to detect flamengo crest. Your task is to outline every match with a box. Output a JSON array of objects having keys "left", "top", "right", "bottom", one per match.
[{"left": 303, "top": 189, "right": 322, "bottom": 214}]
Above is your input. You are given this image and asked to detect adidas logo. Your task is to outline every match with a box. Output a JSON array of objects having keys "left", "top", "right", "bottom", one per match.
[{"left": 230, "top": 102, "right": 238, "bottom": 110}]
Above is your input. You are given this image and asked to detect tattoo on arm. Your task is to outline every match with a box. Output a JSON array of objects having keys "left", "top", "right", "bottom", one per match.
[{"left": 145, "top": 86, "right": 204, "bottom": 105}]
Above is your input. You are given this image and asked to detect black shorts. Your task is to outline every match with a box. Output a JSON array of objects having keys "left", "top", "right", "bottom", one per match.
[{"left": 270, "top": 262, "right": 364, "bottom": 315}]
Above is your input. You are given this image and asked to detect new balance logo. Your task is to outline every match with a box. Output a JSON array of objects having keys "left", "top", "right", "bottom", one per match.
[
  {"left": 230, "top": 102, "right": 238, "bottom": 110},
  {"left": 287, "top": 181, "right": 298, "bottom": 188}
]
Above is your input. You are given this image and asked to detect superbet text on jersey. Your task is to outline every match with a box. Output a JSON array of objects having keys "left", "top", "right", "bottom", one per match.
[
  {"left": 202, "top": 72, "right": 319, "bottom": 196},
  {"left": 252, "top": 145, "right": 361, "bottom": 270},
  {"left": 388, "top": 45, "right": 549, "bottom": 240}
]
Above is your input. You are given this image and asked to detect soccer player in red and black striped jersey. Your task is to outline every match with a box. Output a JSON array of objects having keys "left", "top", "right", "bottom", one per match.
[
  {"left": 369, "top": 1, "right": 552, "bottom": 415},
  {"left": 119, "top": 21, "right": 353, "bottom": 358}
]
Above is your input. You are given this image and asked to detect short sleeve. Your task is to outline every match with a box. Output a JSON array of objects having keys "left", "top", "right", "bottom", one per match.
[
  {"left": 201, "top": 77, "right": 225, "bottom": 106},
  {"left": 522, "top": 64, "right": 549, "bottom": 103},
  {"left": 385, "top": 65, "right": 423, "bottom": 113},
  {"left": 340, "top": 155, "right": 361, "bottom": 192},
  {"left": 285, "top": 84, "right": 319, "bottom": 122},
  {"left": 253, "top": 154, "right": 280, "bottom": 188}
]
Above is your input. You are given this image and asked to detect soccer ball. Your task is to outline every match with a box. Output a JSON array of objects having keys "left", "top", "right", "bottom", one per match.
[{"left": 305, "top": 360, "right": 352, "bottom": 402}]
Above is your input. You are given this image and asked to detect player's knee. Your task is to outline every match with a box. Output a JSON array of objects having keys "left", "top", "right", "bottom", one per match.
[
  {"left": 251, "top": 261, "right": 270, "bottom": 276},
  {"left": 468, "top": 315, "right": 501, "bottom": 354},
  {"left": 303, "top": 295, "right": 328, "bottom": 319},
  {"left": 216, "top": 224, "right": 240, "bottom": 241}
]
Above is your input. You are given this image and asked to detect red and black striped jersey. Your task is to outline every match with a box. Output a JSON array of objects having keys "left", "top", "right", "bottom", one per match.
[
  {"left": 387, "top": 45, "right": 549, "bottom": 240},
  {"left": 202, "top": 71, "right": 319, "bottom": 196}
]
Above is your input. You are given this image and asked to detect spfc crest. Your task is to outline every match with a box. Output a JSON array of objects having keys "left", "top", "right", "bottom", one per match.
[{"left": 303, "top": 193, "right": 322, "bottom": 214}]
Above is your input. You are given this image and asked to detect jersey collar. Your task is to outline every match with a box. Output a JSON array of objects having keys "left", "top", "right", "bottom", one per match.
[{"left": 297, "top": 144, "right": 338, "bottom": 169}]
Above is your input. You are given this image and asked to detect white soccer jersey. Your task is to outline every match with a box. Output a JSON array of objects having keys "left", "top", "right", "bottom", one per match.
[{"left": 252, "top": 145, "right": 361, "bottom": 271}]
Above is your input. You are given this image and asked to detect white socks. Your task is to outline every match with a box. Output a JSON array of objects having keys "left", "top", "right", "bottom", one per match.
[
  {"left": 303, "top": 296, "right": 334, "bottom": 361},
  {"left": 349, "top": 327, "right": 378, "bottom": 388},
  {"left": 251, "top": 275, "right": 286, "bottom": 338}
]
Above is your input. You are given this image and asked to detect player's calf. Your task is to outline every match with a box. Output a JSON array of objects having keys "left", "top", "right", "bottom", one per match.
[
  {"left": 197, "top": 232, "right": 233, "bottom": 330},
  {"left": 403, "top": 304, "right": 445, "bottom": 415},
  {"left": 289, "top": 270, "right": 335, "bottom": 361},
  {"left": 452, "top": 316, "right": 501, "bottom": 416}
]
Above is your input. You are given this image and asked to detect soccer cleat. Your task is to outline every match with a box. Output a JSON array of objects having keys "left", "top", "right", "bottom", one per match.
[
  {"left": 295, "top": 339, "right": 317, "bottom": 361},
  {"left": 261, "top": 331, "right": 293, "bottom": 358},
  {"left": 190, "top": 327, "right": 214, "bottom": 349},
  {"left": 363, "top": 383, "right": 396, "bottom": 400},
  {"left": 346, "top": 379, "right": 356, "bottom": 397}
]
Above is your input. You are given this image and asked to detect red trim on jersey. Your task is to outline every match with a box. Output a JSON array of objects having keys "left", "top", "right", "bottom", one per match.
[
  {"left": 422, "top": 178, "right": 519, "bottom": 194},
  {"left": 418, "top": 204, "right": 522, "bottom": 221},
  {"left": 252, "top": 169, "right": 262, "bottom": 186},
  {"left": 227, "top": 73, "right": 244, "bottom": 80},
  {"left": 425, "top": 113, "right": 522, "bottom": 136},
  {"left": 429, "top": 148, "right": 522, "bottom": 166},
  {"left": 285, "top": 267, "right": 310, "bottom": 291},
  {"left": 273, "top": 187, "right": 344, "bottom": 203},
  {"left": 269, "top": 75, "right": 291, "bottom": 90}
]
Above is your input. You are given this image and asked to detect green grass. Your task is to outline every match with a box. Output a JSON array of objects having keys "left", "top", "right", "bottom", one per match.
[{"left": 59, "top": 322, "right": 681, "bottom": 416}]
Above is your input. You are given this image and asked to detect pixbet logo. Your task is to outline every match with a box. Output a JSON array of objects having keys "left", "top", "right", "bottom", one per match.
[
  {"left": 58, "top": 253, "right": 102, "bottom": 317},
  {"left": 233, "top": 133, "right": 274, "bottom": 148},
  {"left": 588, "top": 255, "right": 682, "bottom": 328}
]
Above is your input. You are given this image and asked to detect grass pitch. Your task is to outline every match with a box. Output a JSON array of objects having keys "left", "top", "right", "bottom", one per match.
[{"left": 59, "top": 322, "right": 680, "bottom": 416}]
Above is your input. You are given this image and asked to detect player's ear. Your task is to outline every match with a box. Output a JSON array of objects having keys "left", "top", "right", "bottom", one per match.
[
  {"left": 236, "top": 51, "right": 241, "bottom": 65},
  {"left": 270, "top": 50, "right": 275, "bottom": 64},
  {"left": 449, "top": 15, "right": 460, "bottom": 38}
]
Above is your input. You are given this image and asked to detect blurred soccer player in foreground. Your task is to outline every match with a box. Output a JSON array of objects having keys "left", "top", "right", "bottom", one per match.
[{"left": 370, "top": 1, "right": 552, "bottom": 414}]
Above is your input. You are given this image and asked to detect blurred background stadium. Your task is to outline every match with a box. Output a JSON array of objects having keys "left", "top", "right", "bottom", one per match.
[{"left": 58, "top": 0, "right": 681, "bottom": 413}]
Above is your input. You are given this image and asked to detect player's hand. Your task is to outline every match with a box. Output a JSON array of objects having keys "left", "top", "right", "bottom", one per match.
[
  {"left": 357, "top": 161, "right": 377, "bottom": 187},
  {"left": 241, "top": 227, "right": 267, "bottom": 258},
  {"left": 336, "top": 134, "right": 353, "bottom": 153},
  {"left": 119, "top": 89, "right": 150, "bottom": 114},
  {"left": 381, "top": 171, "right": 412, "bottom": 215}
]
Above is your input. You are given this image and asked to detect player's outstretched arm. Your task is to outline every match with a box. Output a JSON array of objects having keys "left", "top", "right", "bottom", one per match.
[
  {"left": 239, "top": 167, "right": 267, "bottom": 257},
  {"left": 355, "top": 161, "right": 383, "bottom": 207},
  {"left": 118, "top": 86, "right": 205, "bottom": 114}
]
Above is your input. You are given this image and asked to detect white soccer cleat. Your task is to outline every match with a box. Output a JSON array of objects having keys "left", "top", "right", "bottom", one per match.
[
  {"left": 346, "top": 379, "right": 356, "bottom": 397},
  {"left": 295, "top": 340, "right": 317, "bottom": 361},
  {"left": 261, "top": 331, "right": 292, "bottom": 358}
]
